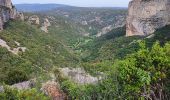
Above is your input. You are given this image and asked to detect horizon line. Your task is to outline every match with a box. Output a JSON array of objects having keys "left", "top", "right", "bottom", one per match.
[{"left": 14, "top": 3, "right": 128, "bottom": 8}]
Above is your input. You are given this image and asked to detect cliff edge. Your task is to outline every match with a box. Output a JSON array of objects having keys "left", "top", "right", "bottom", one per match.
[
  {"left": 126, "top": 0, "right": 170, "bottom": 36},
  {"left": 0, "top": 0, "right": 23, "bottom": 31}
]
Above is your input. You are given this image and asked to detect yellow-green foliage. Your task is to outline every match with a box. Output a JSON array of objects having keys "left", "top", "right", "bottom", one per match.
[
  {"left": 0, "top": 20, "right": 79, "bottom": 85},
  {"left": 0, "top": 86, "right": 49, "bottom": 100}
]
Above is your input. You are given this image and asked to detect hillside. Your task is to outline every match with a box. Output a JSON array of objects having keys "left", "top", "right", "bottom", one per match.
[
  {"left": 0, "top": 20, "right": 81, "bottom": 85},
  {"left": 45, "top": 7, "right": 127, "bottom": 36},
  {"left": 15, "top": 4, "right": 127, "bottom": 36},
  {"left": 0, "top": 1, "right": 170, "bottom": 100}
]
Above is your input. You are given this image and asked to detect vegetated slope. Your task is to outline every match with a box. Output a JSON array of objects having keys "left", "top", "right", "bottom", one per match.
[
  {"left": 40, "top": 7, "right": 127, "bottom": 35},
  {"left": 16, "top": 4, "right": 127, "bottom": 36},
  {"left": 56, "top": 24, "right": 170, "bottom": 100},
  {"left": 78, "top": 25, "right": 170, "bottom": 63},
  {"left": 73, "top": 25, "right": 170, "bottom": 77},
  {"left": 0, "top": 20, "right": 81, "bottom": 85},
  {"left": 75, "top": 26, "right": 141, "bottom": 62}
]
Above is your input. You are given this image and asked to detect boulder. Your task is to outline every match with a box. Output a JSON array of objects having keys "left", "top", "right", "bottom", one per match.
[
  {"left": 12, "top": 81, "right": 34, "bottom": 90},
  {"left": 126, "top": 0, "right": 170, "bottom": 36}
]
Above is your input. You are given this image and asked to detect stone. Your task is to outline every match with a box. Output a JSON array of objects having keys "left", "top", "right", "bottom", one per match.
[
  {"left": 0, "top": 0, "right": 12, "bottom": 9},
  {"left": 126, "top": 0, "right": 170, "bottom": 36},
  {"left": 0, "top": 38, "right": 27, "bottom": 55},
  {"left": 0, "top": 17, "right": 3, "bottom": 31},
  {"left": 59, "top": 68, "right": 103, "bottom": 84},
  {"left": 41, "top": 18, "right": 51, "bottom": 33},
  {"left": 12, "top": 81, "right": 32, "bottom": 90},
  {"left": 17, "top": 12, "right": 24, "bottom": 21},
  {"left": 10, "top": 6, "right": 17, "bottom": 19},
  {"left": 41, "top": 81, "right": 66, "bottom": 100},
  {"left": 0, "top": 0, "right": 20, "bottom": 31},
  {"left": 28, "top": 15, "right": 40, "bottom": 25}
]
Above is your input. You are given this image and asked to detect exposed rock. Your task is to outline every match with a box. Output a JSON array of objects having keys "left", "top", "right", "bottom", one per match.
[
  {"left": 81, "top": 21, "right": 88, "bottom": 25},
  {"left": 0, "top": 39, "right": 27, "bottom": 54},
  {"left": 41, "top": 81, "right": 66, "bottom": 100},
  {"left": 28, "top": 15, "right": 40, "bottom": 25},
  {"left": 126, "top": 0, "right": 170, "bottom": 36},
  {"left": 0, "top": 0, "right": 12, "bottom": 9},
  {"left": 0, "top": 86, "right": 4, "bottom": 92},
  {"left": 41, "top": 18, "right": 51, "bottom": 33},
  {"left": 16, "top": 12, "right": 24, "bottom": 21},
  {"left": 59, "top": 68, "right": 102, "bottom": 84},
  {"left": 0, "top": 17, "right": 3, "bottom": 30},
  {"left": 12, "top": 81, "right": 34, "bottom": 90},
  {"left": 0, "top": 80, "right": 36, "bottom": 92},
  {"left": 10, "top": 6, "right": 17, "bottom": 19},
  {"left": 0, "top": 0, "right": 24, "bottom": 31}
]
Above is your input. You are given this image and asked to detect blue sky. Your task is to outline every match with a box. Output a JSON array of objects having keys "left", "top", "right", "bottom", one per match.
[{"left": 12, "top": 0, "right": 131, "bottom": 7}]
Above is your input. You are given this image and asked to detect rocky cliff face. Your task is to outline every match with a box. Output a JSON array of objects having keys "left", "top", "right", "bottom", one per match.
[
  {"left": 0, "top": 0, "right": 23, "bottom": 31},
  {"left": 41, "top": 18, "right": 51, "bottom": 33},
  {"left": 126, "top": 0, "right": 170, "bottom": 36},
  {"left": 28, "top": 15, "right": 40, "bottom": 25}
]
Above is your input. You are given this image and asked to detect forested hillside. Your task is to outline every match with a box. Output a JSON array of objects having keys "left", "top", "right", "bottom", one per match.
[{"left": 0, "top": 2, "right": 170, "bottom": 100}]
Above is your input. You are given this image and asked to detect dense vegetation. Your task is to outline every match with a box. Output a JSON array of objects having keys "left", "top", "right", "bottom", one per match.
[
  {"left": 0, "top": 21, "right": 79, "bottom": 85},
  {"left": 0, "top": 86, "right": 49, "bottom": 100}
]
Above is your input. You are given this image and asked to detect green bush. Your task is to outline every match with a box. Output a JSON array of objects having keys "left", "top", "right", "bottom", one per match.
[
  {"left": 5, "top": 70, "right": 29, "bottom": 85},
  {"left": 0, "top": 86, "right": 49, "bottom": 100}
]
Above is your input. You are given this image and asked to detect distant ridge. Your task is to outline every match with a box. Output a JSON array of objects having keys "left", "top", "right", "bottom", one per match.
[
  {"left": 15, "top": 4, "right": 72, "bottom": 12},
  {"left": 15, "top": 4, "right": 127, "bottom": 12}
]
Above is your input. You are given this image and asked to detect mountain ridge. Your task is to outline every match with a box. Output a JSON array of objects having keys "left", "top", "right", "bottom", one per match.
[{"left": 15, "top": 3, "right": 127, "bottom": 12}]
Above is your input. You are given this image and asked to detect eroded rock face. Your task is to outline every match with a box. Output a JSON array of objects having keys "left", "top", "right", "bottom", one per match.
[
  {"left": 0, "top": 0, "right": 23, "bottom": 31},
  {"left": 0, "top": 39, "right": 27, "bottom": 55},
  {"left": 41, "top": 81, "right": 66, "bottom": 100},
  {"left": 16, "top": 12, "right": 24, "bottom": 21},
  {"left": 126, "top": 0, "right": 170, "bottom": 36},
  {"left": 28, "top": 15, "right": 40, "bottom": 25},
  {"left": 0, "top": 0, "right": 12, "bottom": 9},
  {"left": 41, "top": 18, "right": 51, "bottom": 33},
  {"left": 59, "top": 68, "right": 102, "bottom": 84}
]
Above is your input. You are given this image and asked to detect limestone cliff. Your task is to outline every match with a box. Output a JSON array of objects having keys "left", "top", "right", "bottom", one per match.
[
  {"left": 28, "top": 15, "right": 40, "bottom": 25},
  {"left": 0, "top": 0, "right": 23, "bottom": 31},
  {"left": 40, "top": 18, "right": 51, "bottom": 33},
  {"left": 126, "top": 0, "right": 170, "bottom": 36}
]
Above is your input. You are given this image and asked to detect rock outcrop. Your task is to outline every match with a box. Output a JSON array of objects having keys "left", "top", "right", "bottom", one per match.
[
  {"left": 126, "top": 0, "right": 170, "bottom": 36},
  {"left": 0, "top": 39, "right": 27, "bottom": 55},
  {"left": 28, "top": 15, "right": 40, "bottom": 25},
  {"left": 59, "top": 68, "right": 103, "bottom": 84},
  {"left": 0, "top": 0, "right": 24, "bottom": 31},
  {"left": 17, "top": 12, "right": 24, "bottom": 21},
  {"left": 41, "top": 18, "right": 51, "bottom": 33},
  {"left": 41, "top": 81, "right": 66, "bottom": 100}
]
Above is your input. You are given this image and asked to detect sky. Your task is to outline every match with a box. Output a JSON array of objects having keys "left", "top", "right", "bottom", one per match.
[{"left": 12, "top": 0, "right": 131, "bottom": 7}]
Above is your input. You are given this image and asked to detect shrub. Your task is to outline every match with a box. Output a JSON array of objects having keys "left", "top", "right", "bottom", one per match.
[{"left": 5, "top": 70, "right": 29, "bottom": 85}]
